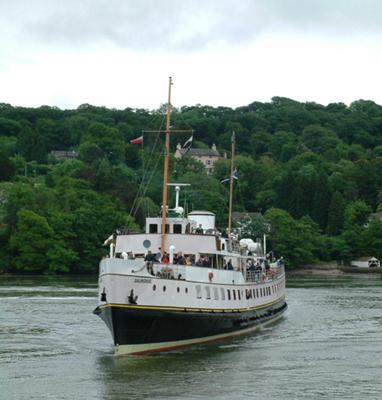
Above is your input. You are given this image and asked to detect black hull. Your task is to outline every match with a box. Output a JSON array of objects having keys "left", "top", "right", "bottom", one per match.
[{"left": 94, "top": 298, "right": 287, "bottom": 353}]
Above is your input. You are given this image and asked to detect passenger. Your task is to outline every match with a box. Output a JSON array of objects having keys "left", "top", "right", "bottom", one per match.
[
  {"left": 255, "top": 263, "right": 262, "bottom": 280},
  {"left": 223, "top": 260, "right": 228, "bottom": 270},
  {"left": 248, "top": 260, "right": 256, "bottom": 272},
  {"left": 227, "top": 259, "right": 233, "bottom": 270},
  {"left": 196, "top": 256, "right": 204, "bottom": 267},
  {"left": 185, "top": 256, "right": 192, "bottom": 266},
  {"left": 265, "top": 261, "right": 270, "bottom": 273},
  {"left": 176, "top": 252, "right": 185, "bottom": 265},
  {"left": 161, "top": 252, "right": 169, "bottom": 264},
  {"left": 144, "top": 251, "right": 155, "bottom": 262},
  {"left": 202, "top": 255, "right": 211, "bottom": 268},
  {"left": 277, "top": 257, "right": 285, "bottom": 268},
  {"left": 195, "top": 224, "right": 204, "bottom": 234}
]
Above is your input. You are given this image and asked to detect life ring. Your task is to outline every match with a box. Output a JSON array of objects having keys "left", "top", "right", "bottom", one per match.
[{"left": 208, "top": 272, "right": 214, "bottom": 282}]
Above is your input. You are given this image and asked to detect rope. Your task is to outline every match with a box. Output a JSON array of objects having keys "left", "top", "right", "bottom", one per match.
[{"left": 129, "top": 114, "right": 166, "bottom": 218}]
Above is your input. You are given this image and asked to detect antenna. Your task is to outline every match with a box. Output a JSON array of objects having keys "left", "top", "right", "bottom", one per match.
[{"left": 167, "top": 183, "right": 191, "bottom": 215}]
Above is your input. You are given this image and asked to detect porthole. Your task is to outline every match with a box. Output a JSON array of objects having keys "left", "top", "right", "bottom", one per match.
[
  {"left": 153, "top": 284, "right": 156, "bottom": 291},
  {"left": 163, "top": 286, "right": 166, "bottom": 292}
]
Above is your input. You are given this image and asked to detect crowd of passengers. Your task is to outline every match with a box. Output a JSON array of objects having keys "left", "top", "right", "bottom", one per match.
[{"left": 144, "top": 250, "right": 279, "bottom": 273}]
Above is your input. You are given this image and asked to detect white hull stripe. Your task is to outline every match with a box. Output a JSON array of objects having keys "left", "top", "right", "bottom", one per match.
[{"left": 115, "top": 311, "right": 286, "bottom": 355}]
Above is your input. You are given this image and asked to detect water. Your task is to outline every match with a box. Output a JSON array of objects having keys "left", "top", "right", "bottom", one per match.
[{"left": 1, "top": 273, "right": 382, "bottom": 400}]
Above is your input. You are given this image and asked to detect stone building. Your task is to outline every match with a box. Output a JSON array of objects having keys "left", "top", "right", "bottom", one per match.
[{"left": 174, "top": 143, "right": 221, "bottom": 175}]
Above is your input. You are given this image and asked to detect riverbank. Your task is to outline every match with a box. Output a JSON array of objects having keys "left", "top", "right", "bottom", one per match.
[
  {"left": 291, "top": 261, "right": 382, "bottom": 276},
  {"left": 289, "top": 262, "right": 344, "bottom": 276}
]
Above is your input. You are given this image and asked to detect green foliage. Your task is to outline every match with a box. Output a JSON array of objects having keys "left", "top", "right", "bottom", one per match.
[
  {"left": 1, "top": 97, "right": 382, "bottom": 272},
  {"left": 10, "top": 209, "right": 54, "bottom": 273}
]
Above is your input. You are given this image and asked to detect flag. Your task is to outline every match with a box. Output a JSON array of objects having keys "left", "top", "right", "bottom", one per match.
[
  {"left": 221, "top": 168, "right": 239, "bottom": 184},
  {"left": 130, "top": 135, "right": 143, "bottom": 145},
  {"left": 182, "top": 135, "right": 193, "bottom": 153}
]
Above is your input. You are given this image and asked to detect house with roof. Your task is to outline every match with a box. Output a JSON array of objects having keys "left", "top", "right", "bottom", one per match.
[
  {"left": 50, "top": 150, "right": 78, "bottom": 161},
  {"left": 174, "top": 143, "right": 221, "bottom": 175}
]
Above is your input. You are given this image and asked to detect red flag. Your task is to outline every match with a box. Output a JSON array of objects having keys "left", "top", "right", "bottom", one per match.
[{"left": 130, "top": 135, "right": 143, "bottom": 145}]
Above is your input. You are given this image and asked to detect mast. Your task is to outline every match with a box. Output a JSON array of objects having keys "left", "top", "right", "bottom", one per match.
[
  {"left": 161, "top": 77, "right": 173, "bottom": 256},
  {"left": 228, "top": 131, "right": 235, "bottom": 235}
]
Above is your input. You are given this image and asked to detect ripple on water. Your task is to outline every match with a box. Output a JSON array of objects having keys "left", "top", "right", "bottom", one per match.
[{"left": 1, "top": 275, "right": 382, "bottom": 400}]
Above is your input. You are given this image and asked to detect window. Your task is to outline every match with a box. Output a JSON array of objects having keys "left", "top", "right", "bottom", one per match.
[
  {"left": 177, "top": 287, "right": 180, "bottom": 293},
  {"left": 173, "top": 224, "right": 182, "bottom": 234},
  {"left": 185, "top": 288, "right": 188, "bottom": 294},
  {"left": 213, "top": 287, "right": 219, "bottom": 300},
  {"left": 252, "top": 289, "right": 256, "bottom": 298},
  {"left": 196, "top": 285, "right": 202, "bottom": 299},
  {"left": 256, "top": 288, "right": 259, "bottom": 298},
  {"left": 205, "top": 286, "right": 211, "bottom": 299},
  {"left": 165, "top": 224, "right": 169, "bottom": 233},
  {"left": 149, "top": 224, "right": 158, "bottom": 233},
  {"left": 233, "top": 290, "right": 236, "bottom": 300},
  {"left": 220, "top": 288, "right": 225, "bottom": 300},
  {"left": 163, "top": 286, "right": 166, "bottom": 292},
  {"left": 237, "top": 290, "right": 241, "bottom": 300},
  {"left": 153, "top": 284, "right": 156, "bottom": 291},
  {"left": 227, "top": 289, "right": 231, "bottom": 300}
]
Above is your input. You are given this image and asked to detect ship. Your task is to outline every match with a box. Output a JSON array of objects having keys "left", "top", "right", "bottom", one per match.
[{"left": 93, "top": 77, "right": 287, "bottom": 355}]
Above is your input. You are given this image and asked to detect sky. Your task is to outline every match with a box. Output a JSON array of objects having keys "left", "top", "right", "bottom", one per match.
[{"left": 1, "top": 0, "right": 382, "bottom": 110}]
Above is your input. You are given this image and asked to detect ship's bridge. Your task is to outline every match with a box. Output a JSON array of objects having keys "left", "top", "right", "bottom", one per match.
[{"left": 145, "top": 217, "right": 197, "bottom": 235}]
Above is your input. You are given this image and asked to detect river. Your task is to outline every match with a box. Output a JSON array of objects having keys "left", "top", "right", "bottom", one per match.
[{"left": 1, "top": 272, "right": 382, "bottom": 400}]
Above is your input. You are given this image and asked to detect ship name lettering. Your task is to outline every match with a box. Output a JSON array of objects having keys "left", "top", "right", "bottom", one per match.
[{"left": 134, "top": 278, "right": 152, "bottom": 283}]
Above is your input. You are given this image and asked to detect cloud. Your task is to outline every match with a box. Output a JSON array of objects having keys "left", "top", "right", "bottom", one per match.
[{"left": 2, "top": 0, "right": 382, "bottom": 52}]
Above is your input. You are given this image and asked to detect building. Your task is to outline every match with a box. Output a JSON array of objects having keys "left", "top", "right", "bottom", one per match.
[
  {"left": 174, "top": 143, "right": 221, "bottom": 175},
  {"left": 50, "top": 150, "right": 78, "bottom": 160}
]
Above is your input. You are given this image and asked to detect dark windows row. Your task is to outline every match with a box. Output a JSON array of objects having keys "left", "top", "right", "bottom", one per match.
[{"left": 152, "top": 284, "right": 188, "bottom": 294}]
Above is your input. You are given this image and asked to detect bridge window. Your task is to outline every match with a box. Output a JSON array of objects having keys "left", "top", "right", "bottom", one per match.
[
  {"left": 173, "top": 224, "right": 182, "bottom": 234},
  {"left": 149, "top": 224, "right": 158, "bottom": 233}
]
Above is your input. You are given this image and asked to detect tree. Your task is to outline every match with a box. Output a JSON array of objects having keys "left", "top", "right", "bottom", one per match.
[
  {"left": 10, "top": 209, "right": 54, "bottom": 273},
  {"left": 326, "top": 191, "right": 346, "bottom": 235}
]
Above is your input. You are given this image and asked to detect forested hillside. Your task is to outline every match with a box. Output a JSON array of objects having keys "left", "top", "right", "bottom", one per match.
[{"left": 1, "top": 97, "right": 382, "bottom": 274}]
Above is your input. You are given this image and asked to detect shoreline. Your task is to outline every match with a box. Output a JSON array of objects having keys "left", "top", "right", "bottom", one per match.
[{"left": 290, "top": 262, "right": 382, "bottom": 275}]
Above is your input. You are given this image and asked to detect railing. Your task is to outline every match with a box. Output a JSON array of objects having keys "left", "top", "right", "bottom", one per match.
[{"left": 245, "top": 266, "right": 284, "bottom": 283}]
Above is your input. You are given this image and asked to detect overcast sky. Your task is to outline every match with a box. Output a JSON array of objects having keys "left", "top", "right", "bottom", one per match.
[{"left": 1, "top": 0, "right": 382, "bottom": 110}]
